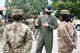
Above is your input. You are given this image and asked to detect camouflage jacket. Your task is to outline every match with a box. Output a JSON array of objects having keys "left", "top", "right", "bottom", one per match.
[
  {"left": 57, "top": 21, "right": 77, "bottom": 47},
  {"left": 2, "top": 21, "right": 32, "bottom": 49},
  {"left": 0, "top": 20, "right": 5, "bottom": 32},
  {"left": 25, "top": 18, "right": 35, "bottom": 32}
]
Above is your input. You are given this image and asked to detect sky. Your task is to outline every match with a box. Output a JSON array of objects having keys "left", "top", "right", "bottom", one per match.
[{"left": 0, "top": 0, "right": 5, "bottom": 7}]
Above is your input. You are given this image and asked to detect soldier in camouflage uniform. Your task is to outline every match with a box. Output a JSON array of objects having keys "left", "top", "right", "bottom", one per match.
[
  {"left": 25, "top": 15, "right": 35, "bottom": 34},
  {"left": 57, "top": 10, "right": 77, "bottom": 53},
  {"left": 2, "top": 9, "right": 32, "bottom": 53},
  {"left": 25, "top": 15, "right": 37, "bottom": 39},
  {"left": 0, "top": 15, "right": 5, "bottom": 41}
]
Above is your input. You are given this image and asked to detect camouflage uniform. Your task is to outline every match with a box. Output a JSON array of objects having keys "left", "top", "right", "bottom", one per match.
[
  {"left": 25, "top": 17, "right": 37, "bottom": 39},
  {"left": 25, "top": 18, "right": 35, "bottom": 33},
  {"left": 2, "top": 9, "right": 32, "bottom": 53},
  {"left": 57, "top": 10, "right": 77, "bottom": 53},
  {"left": 0, "top": 15, "right": 5, "bottom": 41},
  {"left": 2, "top": 22, "right": 32, "bottom": 53}
]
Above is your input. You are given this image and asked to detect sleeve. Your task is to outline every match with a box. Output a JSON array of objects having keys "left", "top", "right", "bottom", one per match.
[
  {"left": 69, "top": 24, "right": 77, "bottom": 45},
  {"left": 73, "top": 26, "right": 77, "bottom": 45},
  {"left": 2, "top": 28, "right": 9, "bottom": 49},
  {"left": 24, "top": 27, "right": 32, "bottom": 52},
  {"left": 25, "top": 27, "right": 32, "bottom": 43},
  {"left": 35, "top": 18, "right": 41, "bottom": 29},
  {"left": 58, "top": 26, "right": 73, "bottom": 46},
  {"left": 48, "top": 17, "right": 58, "bottom": 30},
  {"left": 26, "top": 28, "right": 33, "bottom": 41},
  {"left": 0, "top": 20, "right": 5, "bottom": 32}
]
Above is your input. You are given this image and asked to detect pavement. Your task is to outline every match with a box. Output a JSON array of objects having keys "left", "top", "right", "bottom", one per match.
[{"left": 0, "top": 29, "right": 80, "bottom": 53}]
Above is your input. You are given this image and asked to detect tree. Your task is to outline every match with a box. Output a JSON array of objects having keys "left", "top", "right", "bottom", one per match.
[
  {"left": 52, "top": 2, "right": 80, "bottom": 19},
  {"left": 57, "top": 0, "right": 80, "bottom": 2},
  {"left": 5, "top": 0, "right": 48, "bottom": 19}
]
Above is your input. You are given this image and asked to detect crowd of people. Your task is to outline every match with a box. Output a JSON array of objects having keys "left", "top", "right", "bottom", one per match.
[{"left": 0, "top": 5, "right": 77, "bottom": 53}]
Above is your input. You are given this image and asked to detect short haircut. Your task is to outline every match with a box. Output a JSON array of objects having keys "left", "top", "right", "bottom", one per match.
[
  {"left": 60, "top": 14, "right": 71, "bottom": 22},
  {"left": 12, "top": 14, "right": 23, "bottom": 21}
]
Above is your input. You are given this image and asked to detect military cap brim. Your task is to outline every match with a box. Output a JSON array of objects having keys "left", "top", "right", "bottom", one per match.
[{"left": 60, "top": 10, "right": 70, "bottom": 14}]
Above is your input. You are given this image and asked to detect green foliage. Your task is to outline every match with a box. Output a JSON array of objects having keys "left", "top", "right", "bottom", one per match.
[
  {"left": 5, "top": 0, "right": 48, "bottom": 19},
  {"left": 52, "top": 2, "right": 80, "bottom": 19}
]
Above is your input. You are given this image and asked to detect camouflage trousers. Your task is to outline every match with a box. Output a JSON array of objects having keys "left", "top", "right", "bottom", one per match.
[{"left": 3, "top": 40, "right": 32, "bottom": 53}]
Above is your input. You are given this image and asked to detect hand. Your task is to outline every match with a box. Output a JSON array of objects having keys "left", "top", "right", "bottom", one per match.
[
  {"left": 72, "top": 42, "right": 77, "bottom": 49},
  {"left": 35, "top": 21, "right": 39, "bottom": 26},
  {"left": 42, "top": 22, "right": 49, "bottom": 27},
  {"left": 73, "top": 43, "right": 77, "bottom": 49}
]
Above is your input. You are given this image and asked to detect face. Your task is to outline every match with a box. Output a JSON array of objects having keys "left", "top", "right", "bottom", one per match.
[
  {"left": 45, "top": 11, "right": 51, "bottom": 15},
  {"left": 59, "top": 14, "right": 71, "bottom": 22},
  {"left": 59, "top": 16, "right": 63, "bottom": 22}
]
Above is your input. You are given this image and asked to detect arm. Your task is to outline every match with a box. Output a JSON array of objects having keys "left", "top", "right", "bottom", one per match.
[
  {"left": 73, "top": 26, "right": 77, "bottom": 47},
  {"left": 35, "top": 18, "right": 41, "bottom": 29},
  {"left": 2, "top": 28, "right": 9, "bottom": 49},
  {"left": 73, "top": 30, "right": 77, "bottom": 48},
  {"left": 69, "top": 24, "right": 77, "bottom": 47},
  {"left": 26, "top": 28, "right": 33, "bottom": 41},
  {"left": 58, "top": 26, "right": 73, "bottom": 46},
  {"left": 48, "top": 17, "right": 58, "bottom": 30},
  {"left": 0, "top": 20, "right": 5, "bottom": 32},
  {"left": 24, "top": 27, "right": 32, "bottom": 52}
]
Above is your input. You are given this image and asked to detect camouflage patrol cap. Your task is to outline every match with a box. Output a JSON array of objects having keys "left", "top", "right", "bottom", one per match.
[
  {"left": 11, "top": 9, "right": 23, "bottom": 16},
  {"left": 60, "top": 9, "right": 70, "bottom": 14}
]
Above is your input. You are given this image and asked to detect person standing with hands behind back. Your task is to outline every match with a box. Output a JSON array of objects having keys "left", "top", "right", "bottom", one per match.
[
  {"left": 35, "top": 5, "right": 58, "bottom": 53},
  {"left": 57, "top": 10, "right": 77, "bottom": 53},
  {"left": 2, "top": 9, "right": 32, "bottom": 53}
]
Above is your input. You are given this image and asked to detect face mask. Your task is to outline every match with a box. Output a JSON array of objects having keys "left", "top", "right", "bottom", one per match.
[
  {"left": 46, "top": 12, "right": 51, "bottom": 15},
  {"left": 60, "top": 14, "right": 71, "bottom": 22}
]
